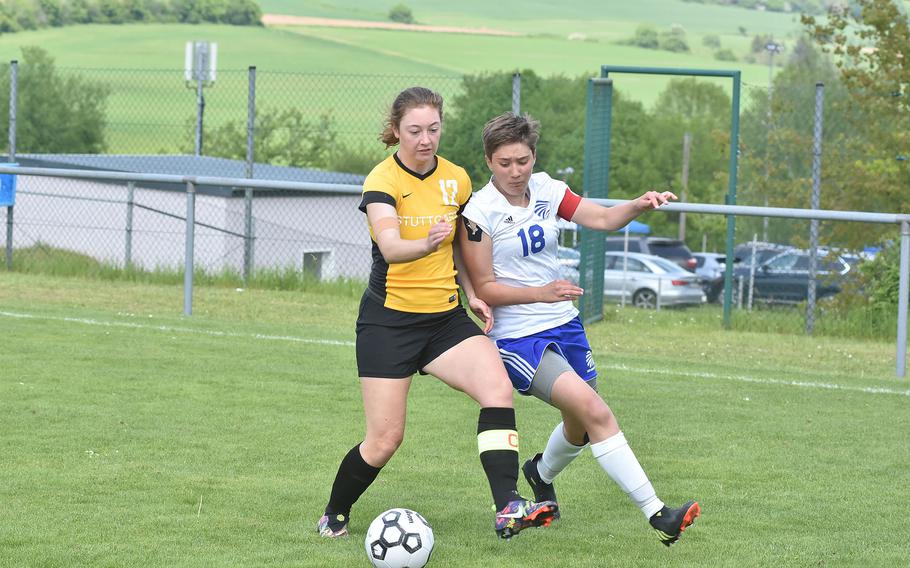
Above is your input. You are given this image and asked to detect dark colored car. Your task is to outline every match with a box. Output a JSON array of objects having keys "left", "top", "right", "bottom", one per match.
[
  {"left": 732, "top": 241, "right": 793, "bottom": 269},
  {"left": 604, "top": 236, "right": 697, "bottom": 272},
  {"left": 709, "top": 249, "right": 851, "bottom": 305}
]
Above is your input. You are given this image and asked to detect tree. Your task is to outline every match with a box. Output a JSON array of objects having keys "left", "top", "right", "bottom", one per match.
[
  {"left": 0, "top": 46, "right": 109, "bottom": 154},
  {"left": 802, "top": 0, "right": 910, "bottom": 234},
  {"left": 190, "top": 107, "right": 339, "bottom": 169},
  {"left": 388, "top": 3, "right": 413, "bottom": 24},
  {"left": 628, "top": 25, "right": 659, "bottom": 49}
]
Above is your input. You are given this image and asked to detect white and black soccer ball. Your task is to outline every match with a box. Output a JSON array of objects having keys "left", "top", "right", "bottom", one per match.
[{"left": 364, "top": 508, "right": 435, "bottom": 568}]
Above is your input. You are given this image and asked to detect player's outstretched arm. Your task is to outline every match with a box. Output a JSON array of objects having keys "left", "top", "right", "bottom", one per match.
[{"left": 570, "top": 190, "right": 676, "bottom": 232}]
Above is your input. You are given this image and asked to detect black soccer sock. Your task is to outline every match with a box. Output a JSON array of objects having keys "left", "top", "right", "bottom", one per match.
[
  {"left": 477, "top": 407, "right": 521, "bottom": 510},
  {"left": 324, "top": 443, "right": 382, "bottom": 524}
]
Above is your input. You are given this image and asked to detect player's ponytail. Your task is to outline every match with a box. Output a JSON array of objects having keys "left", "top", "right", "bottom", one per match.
[{"left": 380, "top": 87, "right": 445, "bottom": 148}]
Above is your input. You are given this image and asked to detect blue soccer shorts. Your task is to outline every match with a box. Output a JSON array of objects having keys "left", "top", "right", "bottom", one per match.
[{"left": 494, "top": 316, "right": 597, "bottom": 394}]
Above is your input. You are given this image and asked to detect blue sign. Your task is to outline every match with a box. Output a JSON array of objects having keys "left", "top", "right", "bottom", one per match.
[{"left": 0, "top": 163, "right": 17, "bottom": 207}]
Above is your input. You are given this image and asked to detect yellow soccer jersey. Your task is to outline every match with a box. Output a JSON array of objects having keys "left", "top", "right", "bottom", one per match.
[{"left": 359, "top": 153, "right": 472, "bottom": 313}]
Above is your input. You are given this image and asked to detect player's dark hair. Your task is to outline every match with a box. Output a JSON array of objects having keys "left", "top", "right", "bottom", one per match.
[
  {"left": 482, "top": 112, "right": 540, "bottom": 158},
  {"left": 380, "top": 87, "right": 444, "bottom": 148}
]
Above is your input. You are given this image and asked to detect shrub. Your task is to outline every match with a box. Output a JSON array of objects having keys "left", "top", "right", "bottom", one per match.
[{"left": 388, "top": 3, "right": 413, "bottom": 24}]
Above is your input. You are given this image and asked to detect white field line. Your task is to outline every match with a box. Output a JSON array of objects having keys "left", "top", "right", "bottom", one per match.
[
  {"left": 4, "top": 310, "right": 908, "bottom": 397},
  {"left": 601, "top": 363, "right": 910, "bottom": 397},
  {"left": 0, "top": 310, "right": 355, "bottom": 347}
]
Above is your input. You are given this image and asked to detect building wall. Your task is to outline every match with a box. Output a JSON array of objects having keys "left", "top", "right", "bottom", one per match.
[{"left": 0, "top": 176, "right": 372, "bottom": 280}]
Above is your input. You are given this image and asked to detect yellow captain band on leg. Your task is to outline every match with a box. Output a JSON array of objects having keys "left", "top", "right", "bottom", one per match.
[{"left": 477, "top": 429, "right": 519, "bottom": 454}]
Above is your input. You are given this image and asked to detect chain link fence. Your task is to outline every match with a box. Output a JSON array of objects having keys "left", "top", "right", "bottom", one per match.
[{"left": 1, "top": 65, "right": 465, "bottom": 279}]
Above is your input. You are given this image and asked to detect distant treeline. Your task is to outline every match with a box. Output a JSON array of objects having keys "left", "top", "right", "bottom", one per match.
[
  {"left": 0, "top": 0, "right": 262, "bottom": 33},
  {"left": 680, "top": 0, "right": 852, "bottom": 15}
]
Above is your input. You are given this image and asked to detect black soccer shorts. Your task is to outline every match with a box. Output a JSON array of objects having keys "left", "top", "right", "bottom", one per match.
[{"left": 355, "top": 293, "right": 483, "bottom": 378}]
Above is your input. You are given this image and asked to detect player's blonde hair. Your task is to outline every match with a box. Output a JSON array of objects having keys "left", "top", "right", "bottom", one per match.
[
  {"left": 380, "top": 87, "right": 445, "bottom": 148},
  {"left": 482, "top": 112, "right": 540, "bottom": 159}
]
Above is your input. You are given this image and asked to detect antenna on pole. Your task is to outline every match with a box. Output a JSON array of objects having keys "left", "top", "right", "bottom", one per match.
[{"left": 185, "top": 41, "right": 217, "bottom": 156}]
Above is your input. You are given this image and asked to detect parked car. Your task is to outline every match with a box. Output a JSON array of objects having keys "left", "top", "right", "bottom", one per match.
[
  {"left": 692, "top": 252, "right": 730, "bottom": 302},
  {"left": 603, "top": 251, "right": 706, "bottom": 308},
  {"left": 604, "top": 236, "right": 697, "bottom": 272},
  {"left": 557, "top": 246, "right": 580, "bottom": 285},
  {"left": 709, "top": 248, "right": 851, "bottom": 305},
  {"left": 732, "top": 241, "right": 792, "bottom": 269}
]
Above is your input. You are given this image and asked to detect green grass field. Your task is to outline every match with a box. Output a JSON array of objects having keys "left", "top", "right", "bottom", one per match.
[{"left": 2, "top": 271, "right": 907, "bottom": 567}]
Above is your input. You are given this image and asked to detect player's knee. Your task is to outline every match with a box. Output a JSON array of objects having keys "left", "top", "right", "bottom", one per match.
[
  {"left": 585, "top": 397, "right": 616, "bottom": 431},
  {"left": 481, "top": 374, "right": 514, "bottom": 407},
  {"left": 368, "top": 430, "right": 405, "bottom": 460}
]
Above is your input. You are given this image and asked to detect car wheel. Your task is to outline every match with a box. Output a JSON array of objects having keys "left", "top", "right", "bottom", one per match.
[{"left": 632, "top": 289, "right": 657, "bottom": 309}]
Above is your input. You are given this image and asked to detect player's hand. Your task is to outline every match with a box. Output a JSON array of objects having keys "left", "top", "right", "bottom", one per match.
[
  {"left": 539, "top": 280, "right": 584, "bottom": 303},
  {"left": 423, "top": 220, "right": 452, "bottom": 254},
  {"left": 635, "top": 190, "right": 677, "bottom": 211},
  {"left": 468, "top": 297, "right": 494, "bottom": 334}
]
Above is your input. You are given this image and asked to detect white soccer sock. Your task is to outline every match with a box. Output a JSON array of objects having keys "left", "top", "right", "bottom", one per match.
[
  {"left": 537, "top": 422, "right": 585, "bottom": 484},
  {"left": 590, "top": 431, "right": 664, "bottom": 518}
]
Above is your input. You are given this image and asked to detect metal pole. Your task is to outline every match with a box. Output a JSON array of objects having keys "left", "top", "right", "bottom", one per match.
[
  {"left": 125, "top": 181, "right": 134, "bottom": 268},
  {"left": 6, "top": 60, "right": 17, "bottom": 270},
  {"left": 807, "top": 82, "right": 824, "bottom": 335},
  {"left": 748, "top": 234, "right": 757, "bottom": 310},
  {"left": 722, "top": 71, "right": 742, "bottom": 329},
  {"left": 621, "top": 226, "right": 629, "bottom": 308},
  {"left": 678, "top": 132, "right": 691, "bottom": 241},
  {"left": 512, "top": 72, "right": 521, "bottom": 115},
  {"left": 184, "top": 181, "right": 196, "bottom": 316},
  {"left": 194, "top": 47, "right": 205, "bottom": 156},
  {"left": 897, "top": 220, "right": 909, "bottom": 378},
  {"left": 243, "top": 66, "right": 256, "bottom": 284}
]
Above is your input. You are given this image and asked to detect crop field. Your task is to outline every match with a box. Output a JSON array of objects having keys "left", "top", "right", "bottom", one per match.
[{"left": 1, "top": 272, "right": 906, "bottom": 567}]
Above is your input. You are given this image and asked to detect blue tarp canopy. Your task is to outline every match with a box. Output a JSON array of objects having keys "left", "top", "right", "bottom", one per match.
[
  {"left": 557, "top": 218, "right": 650, "bottom": 234},
  {"left": 614, "top": 220, "right": 650, "bottom": 234}
]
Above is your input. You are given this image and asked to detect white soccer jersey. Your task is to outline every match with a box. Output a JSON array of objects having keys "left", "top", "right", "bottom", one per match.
[{"left": 463, "top": 172, "right": 579, "bottom": 341}]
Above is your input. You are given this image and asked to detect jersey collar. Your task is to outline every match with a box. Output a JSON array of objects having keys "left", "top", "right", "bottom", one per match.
[{"left": 394, "top": 152, "right": 438, "bottom": 180}]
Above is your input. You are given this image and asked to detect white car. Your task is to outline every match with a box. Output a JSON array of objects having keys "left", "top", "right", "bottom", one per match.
[{"left": 604, "top": 251, "right": 706, "bottom": 308}]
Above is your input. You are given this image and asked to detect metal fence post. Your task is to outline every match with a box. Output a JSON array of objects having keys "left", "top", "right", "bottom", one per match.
[
  {"left": 125, "top": 181, "right": 135, "bottom": 267},
  {"left": 807, "top": 82, "right": 824, "bottom": 335},
  {"left": 511, "top": 72, "right": 521, "bottom": 115},
  {"left": 243, "top": 66, "right": 256, "bottom": 284},
  {"left": 184, "top": 181, "right": 196, "bottom": 316},
  {"left": 678, "top": 132, "right": 691, "bottom": 242},
  {"left": 6, "top": 60, "right": 17, "bottom": 270},
  {"left": 897, "top": 220, "right": 909, "bottom": 378}
]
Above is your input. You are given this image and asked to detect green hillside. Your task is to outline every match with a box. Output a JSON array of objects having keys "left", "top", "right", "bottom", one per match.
[
  {"left": 0, "top": 0, "right": 808, "bottom": 154},
  {"left": 257, "top": 0, "right": 804, "bottom": 37}
]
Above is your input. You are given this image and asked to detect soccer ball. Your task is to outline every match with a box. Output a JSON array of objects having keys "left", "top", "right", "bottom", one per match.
[{"left": 364, "top": 508, "right": 435, "bottom": 568}]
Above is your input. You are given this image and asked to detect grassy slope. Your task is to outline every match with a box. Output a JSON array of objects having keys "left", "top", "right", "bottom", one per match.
[
  {"left": 0, "top": 272, "right": 907, "bottom": 567},
  {"left": 257, "top": 0, "right": 804, "bottom": 36},
  {"left": 0, "top": 1, "right": 807, "bottom": 152}
]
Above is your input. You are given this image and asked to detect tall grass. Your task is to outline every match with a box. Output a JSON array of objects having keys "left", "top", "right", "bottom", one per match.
[{"left": 5, "top": 243, "right": 364, "bottom": 297}]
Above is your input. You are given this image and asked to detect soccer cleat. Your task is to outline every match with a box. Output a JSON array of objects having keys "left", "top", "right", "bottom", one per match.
[
  {"left": 316, "top": 513, "right": 349, "bottom": 538},
  {"left": 649, "top": 501, "right": 700, "bottom": 547},
  {"left": 522, "top": 454, "right": 560, "bottom": 520},
  {"left": 494, "top": 499, "right": 559, "bottom": 539}
]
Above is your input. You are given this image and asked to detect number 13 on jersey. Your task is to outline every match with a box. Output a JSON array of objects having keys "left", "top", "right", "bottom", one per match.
[{"left": 439, "top": 180, "right": 459, "bottom": 206}]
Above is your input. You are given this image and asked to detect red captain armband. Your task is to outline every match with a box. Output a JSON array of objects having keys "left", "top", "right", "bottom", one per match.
[{"left": 557, "top": 187, "right": 582, "bottom": 220}]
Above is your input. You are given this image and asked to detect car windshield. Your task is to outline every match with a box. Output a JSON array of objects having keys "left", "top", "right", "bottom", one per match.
[
  {"left": 648, "top": 256, "right": 687, "bottom": 273},
  {"left": 648, "top": 241, "right": 690, "bottom": 256}
]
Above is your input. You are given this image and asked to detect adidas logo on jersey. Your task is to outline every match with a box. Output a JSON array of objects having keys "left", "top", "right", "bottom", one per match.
[{"left": 504, "top": 216, "right": 514, "bottom": 224}]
